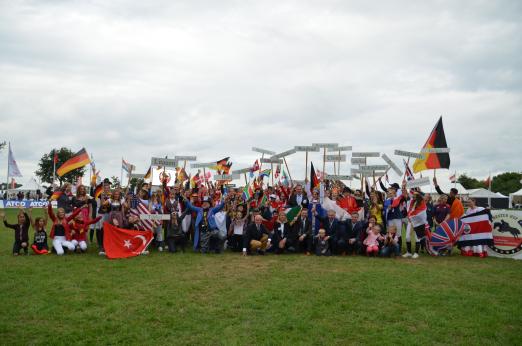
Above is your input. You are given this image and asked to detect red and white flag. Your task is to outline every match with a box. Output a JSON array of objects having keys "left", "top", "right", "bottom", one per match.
[
  {"left": 449, "top": 171, "right": 457, "bottom": 183},
  {"left": 103, "top": 222, "right": 153, "bottom": 259},
  {"left": 129, "top": 200, "right": 159, "bottom": 231}
]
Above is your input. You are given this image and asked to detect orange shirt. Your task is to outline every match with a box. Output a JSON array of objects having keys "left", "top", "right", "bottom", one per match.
[{"left": 449, "top": 198, "right": 464, "bottom": 219}]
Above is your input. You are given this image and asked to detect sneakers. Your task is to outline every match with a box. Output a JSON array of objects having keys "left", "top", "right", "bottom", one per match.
[
  {"left": 141, "top": 251, "right": 149, "bottom": 256},
  {"left": 98, "top": 251, "right": 106, "bottom": 256},
  {"left": 412, "top": 253, "right": 419, "bottom": 259},
  {"left": 158, "top": 246, "right": 163, "bottom": 252},
  {"left": 402, "top": 252, "right": 412, "bottom": 258}
]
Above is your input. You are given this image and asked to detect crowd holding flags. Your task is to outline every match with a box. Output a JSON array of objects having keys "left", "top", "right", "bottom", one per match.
[{"left": 1, "top": 117, "right": 508, "bottom": 260}]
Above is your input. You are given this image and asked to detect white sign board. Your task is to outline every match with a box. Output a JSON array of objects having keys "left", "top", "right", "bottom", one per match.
[
  {"left": 252, "top": 147, "right": 276, "bottom": 155},
  {"left": 351, "top": 168, "right": 363, "bottom": 175},
  {"left": 325, "top": 154, "right": 346, "bottom": 162},
  {"left": 420, "top": 148, "right": 451, "bottom": 154},
  {"left": 360, "top": 165, "right": 389, "bottom": 172},
  {"left": 324, "top": 174, "right": 353, "bottom": 180},
  {"left": 151, "top": 157, "right": 178, "bottom": 168},
  {"left": 328, "top": 145, "right": 352, "bottom": 152},
  {"left": 231, "top": 168, "right": 252, "bottom": 174},
  {"left": 174, "top": 155, "right": 197, "bottom": 162},
  {"left": 351, "top": 157, "right": 366, "bottom": 165},
  {"left": 190, "top": 162, "right": 215, "bottom": 169},
  {"left": 352, "top": 152, "right": 380, "bottom": 157},
  {"left": 381, "top": 154, "right": 403, "bottom": 176},
  {"left": 272, "top": 148, "right": 297, "bottom": 159},
  {"left": 394, "top": 150, "right": 424, "bottom": 159},
  {"left": 488, "top": 210, "right": 522, "bottom": 260},
  {"left": 260, "top": 158, "right": 283, "bottom": 164},
  {"left": 214, "top": 174, "right": 240, "bottom": 180},
  {"left": 140, "top": 214, "right": 171, "bottom": 221},
  {"left": 312, "top": 143, "right": 338, "bottom": 149},
  {"left": 295, "top": 145, "right": 320, "bottom": 152},
  {"left": 406, "top": 177, "right": 431, "bottom": 189}
]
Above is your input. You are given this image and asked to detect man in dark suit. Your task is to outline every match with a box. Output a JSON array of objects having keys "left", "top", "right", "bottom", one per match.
[
  {"left": 293, "top": 209, "right": 312, "bottom": 254},
  {"left": 321, "top": 209, "right": 348, "bottom": 255},
  {"left": 287, "top": 184, "right": 309, "bottom": 208},
  {"left": 243, "top": 215, "right": 269, "bottom": 255},
  {"left": 346, "top": 212, "right": 365, "bottom": 255}
]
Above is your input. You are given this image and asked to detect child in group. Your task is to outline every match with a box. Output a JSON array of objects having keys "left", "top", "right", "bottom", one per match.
[
  {"left": 47, "top": 203, "right": 82, "bottom": 255},
  {"left": 364, "top": 222, "right": 384, "bottom": 257},
  {"left": 381, "top": 224, "right": 400, "bottom": 257},
  {"left": 314, "top": 228, "right": 330, "bottom": 256},
  {"left": 1, "top": 207, "right": 30, "bottom": 255},
  {"left": 30, "top": 206, "right": 49, "bottom": 255},
  {"left": 70, "top": 205, "right": 102, "bottom": 253}
]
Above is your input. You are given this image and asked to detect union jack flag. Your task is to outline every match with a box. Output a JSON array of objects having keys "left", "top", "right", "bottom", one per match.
[
  {"left": 426, "top": 218, "right": 467, "bottom": 255},
  {"left": 403, "top": 159, "right": 415, "bottom": 181}
]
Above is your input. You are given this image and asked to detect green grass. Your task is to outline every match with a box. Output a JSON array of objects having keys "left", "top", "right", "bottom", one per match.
[{"left": 1, "top": 208, "right": 521, "bottom": 345}]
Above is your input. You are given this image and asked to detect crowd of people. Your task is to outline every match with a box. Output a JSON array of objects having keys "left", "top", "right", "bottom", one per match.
[{"left": 1, "top": 175, "right": 494, "bottom": 258}]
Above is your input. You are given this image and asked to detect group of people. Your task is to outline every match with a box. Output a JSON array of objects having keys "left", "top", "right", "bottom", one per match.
[{"left": 2, "top": 175, "right": 494, "bottom": 259}]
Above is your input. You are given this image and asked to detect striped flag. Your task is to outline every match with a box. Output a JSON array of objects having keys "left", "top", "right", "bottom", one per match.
[
  {"left": 129, "top": 200, "right": 160, "bottom": 231},
  {"left": 403, "top": 159, "right": 415, "bottom": 181},
  {"left": 57, "top": 148, "right": 91, "bottom": 177},
  {"left": 459, "top": 208, "right": 493, "bottom": 247},
  {"left": 259, "top": 169, "right": 271, "bottom": 179},
  {"left": 413, "top": 116, "right": 451, "bottom": 173}
]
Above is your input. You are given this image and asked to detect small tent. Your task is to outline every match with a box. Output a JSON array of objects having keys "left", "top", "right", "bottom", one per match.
[{"left": 509, "top": 188, "right": 522, "bottom": 208}]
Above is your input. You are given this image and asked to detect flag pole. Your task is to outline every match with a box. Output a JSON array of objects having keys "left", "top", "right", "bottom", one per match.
[
  {"left": 283, "top": 157, "right": 293, "bottom": 187},
  {"left": 6, "top": 142, "right": 10, "bottom": 194},
  {"left": 322, "top": 147, "right": 326, "bottom": 181},
  {"left": 52, "top": 149, "right": 57, "bottom": 188},
  {"left": 305, "top": 150, "right": 308, "bottom": 183},
  {"left": 271, "top": 163, "right": 274, "bottom": 186}
]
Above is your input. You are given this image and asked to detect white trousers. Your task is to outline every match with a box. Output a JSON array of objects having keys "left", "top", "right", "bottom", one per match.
[
  {"left": 71, "top": 239, "right": 88, "bottom": 251},
  {"left": 53, "top": 236, "right": 75, "bottom": 255}
]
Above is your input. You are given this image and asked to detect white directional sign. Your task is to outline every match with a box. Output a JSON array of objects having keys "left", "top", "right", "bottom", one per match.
[
  {"left": 406, "top": 177, "right": 431, "bottom": 189},
  {"left": 351, "top": 168, "right": 363, "bottom": 175},
  {"left": 325, "top": 154, "right": 347, "bottom": 162},
  {"left": 252, "top": 147, "right": 276, "bottom": 155},
  {"left": 328, "top": 145, "right": 352, "bottom": 152},
  {"left": 129, "top": 173, "right": 145, "bottom": 179},
  {"left": 272, "top": 148, "right": 297, "bottom": 159},
  {"left": 260, "top": 158, "right": 283, "bottom": 164},
  {"left": 420, "top": 147, "right": 451, "bottom": 154},
  {"left": 324, "top": 174, "right": 353, "bottom": 180},
  {"left": 151, "top": 157, "right": 178, "bottom": 167},
  {"left": 295, "top": 145, "right": 320, "bottom": 152},
  {"left": 174, "top": 155, "right": 197, "bottom": 162},
  {"left": 190, "top": 162, "right": 215, "bottom": 169},
  {"left": 360, "top": 165, "right": 389, "bottom": 172},
  {"left": 214, "top": 174, "right": 240, "bottom": 180},
  {"left": 381, "top": 154, "right": 403, "bottom": 176},
  {"left": 312, "top": 143, "right": 338, "bottom": 149},
  {"left": 140, "top": 214, "right": 171, "bottom": 221},
  {"left": 352, "top": 152, "right": 380, "bottom": 157},
  {"left": 394, "top": 150, "right": 424, "bottom": 159},
  {"left": 231, "top": 168, "right": 252, "bottom": 174},
  {"left": 351, "top": 157, "right": 367, "bottom": 165}
]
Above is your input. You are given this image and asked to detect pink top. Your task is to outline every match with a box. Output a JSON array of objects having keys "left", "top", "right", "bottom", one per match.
[{"left": 364, "top": 230, "right": 381, "bottom": 246}]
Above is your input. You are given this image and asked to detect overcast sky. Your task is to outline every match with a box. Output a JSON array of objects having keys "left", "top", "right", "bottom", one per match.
[{"left": 1, "top": 0, "right": 521, "bottom": 189}]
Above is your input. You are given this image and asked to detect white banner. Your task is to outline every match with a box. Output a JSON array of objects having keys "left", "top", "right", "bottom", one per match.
[
  {"left": 140, "top": 214, "right": 171, "bottom": 221},
  {"left": 272, "top": 148, "right": 297, "bottom": 159},
  {"left": 381, "top": 153, "right": 403, "bottom": 176},
  {"left": 325, "top": 154, "right": 346, "bottom": 162},
  {"left": 488, "top": 210, "right": 522, "bottom": 260},
  {"left": 328, "top": 145, "right": 352, "bottom": 152},
  {"left": 352, "top": 152, "right": 380, "bottom": 157},
  {"left": 394, "top": 150, "right": 424, "bottom": 159},
  {"left": 294, "top": 145, "right": 320, "bottom": 152},
  {"left": 174, "top": 155, "right": 197, "bottom": 162},
  {"left": 151, "top": 157, "right": 178, "bottom": 167},
  {"left": 214, "top": 174, "right": 240, "bottom": 180},
  {"left": 252, "top": 147, "right": 276, "bottom": 155},
  {"left": 406, "top": 177, "right": 431, "bottom": 189}
]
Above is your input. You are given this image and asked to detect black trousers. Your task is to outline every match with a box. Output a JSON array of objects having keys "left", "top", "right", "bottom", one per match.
[
  {"left": 298, "top": 235, "right": 312, "bottom": 253},
  {"left": 13, "top": 240, "right": 28, "bottom": 254},
  {"left": 228, "top": 234, "right": 243, "bottom": 252},
  {"left": 167, "top": 235, "right": 186, "bottom": 253}
]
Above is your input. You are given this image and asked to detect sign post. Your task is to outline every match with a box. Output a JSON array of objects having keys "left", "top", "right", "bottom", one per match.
[
  {"left": 295, "top": 145, "right": 320, "bottom": 182},
  {"left": 313, "top": 143, "right": 338, "bottom": 181}
]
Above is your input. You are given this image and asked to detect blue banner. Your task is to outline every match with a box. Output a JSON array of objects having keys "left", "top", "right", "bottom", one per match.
[{"left": 0, "top": 200, "right": 53, "bottom": 209}]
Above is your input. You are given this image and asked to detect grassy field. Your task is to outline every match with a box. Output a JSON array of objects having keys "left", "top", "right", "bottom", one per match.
[{"left": 1, "top": 208, "right": 521, "bottom": 345}]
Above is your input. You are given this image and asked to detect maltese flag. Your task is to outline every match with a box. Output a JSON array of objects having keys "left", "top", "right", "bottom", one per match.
[
  {"left": 7, "top": 143, "right": 22, "bottom": 178},
  {"left": 103, "top": 222, "right": 153, "bottom": 259}
]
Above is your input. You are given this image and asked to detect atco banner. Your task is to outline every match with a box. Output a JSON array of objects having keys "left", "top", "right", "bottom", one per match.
[{"left": 0, "top": 200, "right": 54, "bottom": 209}]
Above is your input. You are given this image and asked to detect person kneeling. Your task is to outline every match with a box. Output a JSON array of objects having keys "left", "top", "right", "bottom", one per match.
[
  {"left": 314, "top": 229, "right": 331, "bottom": 256},
  {"left": 166, "top": 210, "right": 189, "bottom": 253},
  {"left": 380, "top": 225, "right": 400, "bottom": 257},
  {"left": 243, "top": 215, "right": 269, "bottom": 256},
  {"left": 364, "top": 223, "right": 383, "bottom": 257}
]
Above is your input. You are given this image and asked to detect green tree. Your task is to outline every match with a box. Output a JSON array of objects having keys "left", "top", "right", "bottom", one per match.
[
  {"left": 35, "top": 148, "right": 86, "bottom": 186},
  {"left": 129, "top": 177, "right": 144, "bottom": 193},
  {"left": 491, "top": 172, "right": 522, "bottom": 196},
  {"left": 457, "top": 173, "right": 483, "bottom": 189}
]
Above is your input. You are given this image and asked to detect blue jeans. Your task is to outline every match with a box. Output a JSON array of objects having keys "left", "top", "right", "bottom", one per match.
[{"left": 381, "top": 244, "right": 400, "bottom": 257}]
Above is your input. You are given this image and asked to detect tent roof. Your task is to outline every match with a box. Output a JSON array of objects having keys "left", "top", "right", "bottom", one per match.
[
  {"left": 419, "top": 182, "right": 468, "bottom": 195},
  {"left": 468, "top": 188, "right": 507, "bottom": 198},
  {"left": 509, "top": 188, "right": 522, "bottom": 197}
]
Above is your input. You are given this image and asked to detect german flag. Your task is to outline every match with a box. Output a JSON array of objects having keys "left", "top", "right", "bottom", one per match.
[
  {"left": 144, "top": 166, "right": 152, "bottom": 180},
  {"left": 413, "top": 117, "right": 450, "bottom": 173},
  {"left": 50, "top": 191, "right": 62, "bottom": 201},
  {"left": 94, "top": 182, "right": 103, "bottom": 199},
  {"left": 210, "top": 157, "right": 230, "bottom": 173},
  {"left": 56, "top": 148, "right": 91, "bottom": 177},
  {"left": 310, "top": 162, "right": 320, "bottom": 190}
]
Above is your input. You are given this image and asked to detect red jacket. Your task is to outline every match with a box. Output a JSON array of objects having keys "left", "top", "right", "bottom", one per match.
[
  {"left": 71, "top": 216, "right": 102, "bottom": 241},
  {"left": 48, "top": 204, "right": 82, "bottom": 240}
]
